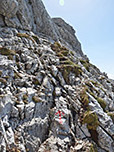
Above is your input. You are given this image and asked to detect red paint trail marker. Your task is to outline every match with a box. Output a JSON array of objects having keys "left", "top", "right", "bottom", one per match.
[{"left": 55, "top": 110, "right": 64, "bottom": 124}]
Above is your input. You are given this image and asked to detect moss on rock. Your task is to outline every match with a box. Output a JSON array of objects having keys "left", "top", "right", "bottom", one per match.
[
  {"left": 107, "top": 112, "right": 114, "bottom": 122},
  {"left": 17, "top": 33, "right": 35, "bottom": 43},
  {"left": 0, "top": 70, "right": 2, "bottom": 76},
  {"left": 97, "top": 97, "right": 106, "bottom": 111},
  {"left": 32, "top": 96, "right": 41, "bottom": 103},
  {"left": 0, "top": 47, "right": 16, "bottom": 56},
  {"left": 89, "top": 144, "right": 98, "bottom": 152},
  {"left": 14, "top": 72, "right": 21, "bottom": 79},
  {"left": 8, "top": 55, "right": 14, "bottom": 60},
  {"left": 23, "top": 94, "right": 28, "bottom": 104},
  {"left": 51, "top": 42, "right": 82, "bottom": 83},
  {"left": 59, "top": 64, "right": 82, "bottom": 83},
  {"left": 51, "top": 42, "right": 70, "bottom": 57},
  {"left": 33, "top": 78, "right": 40, "bottom": 85},
  {"left": 90, "top": 80, "right": 100, "bottom": 87},
  {"left": 82, "top": 111, "right": 99, "bottom": 130},
  {"left": 87, "top": 88, "right": 106, "bottom": 111},
  {"left": 80, "top": 88, "right": 89, "bottom": 106},
  {"left": 80, "top": 59, "right": 90, "bottom": 71},
  {"left": 50, "top": 42, "right": 61, "bottom": 52},
  {"left": 0, "top": 78, "right": 7, "bottom": 84},
  {"left": 32, "top": 35, "right": 40, "bottom": 43}
]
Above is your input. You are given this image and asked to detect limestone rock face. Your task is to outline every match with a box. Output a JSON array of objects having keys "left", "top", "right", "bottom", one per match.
[
  {"left": 0, "top": 0, "right": 18, "bottom": 18},
  {"left": 0, "top": 0, "right": 114, "bottom": 152},
  {"left": 0, "top": 0, "right": 59, "bottom": 39},
  {"left": 0, "top": 0, "right": 84, "bottom": 57},
  {"left": 52, "top": 18, "right": 83, "bottom": 55}
]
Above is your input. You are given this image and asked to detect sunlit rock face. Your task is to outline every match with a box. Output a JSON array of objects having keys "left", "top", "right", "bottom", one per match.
[
  {"left": 0, "top": 0, "right": 84, "bottom": 57},
  {"left": 0, "top": 0, "right": 114, "bottom": 152}
]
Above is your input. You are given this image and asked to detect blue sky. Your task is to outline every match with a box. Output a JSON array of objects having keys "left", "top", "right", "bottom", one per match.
[{"left": 42, "top": 0, "right": 114, "bottom": 79}]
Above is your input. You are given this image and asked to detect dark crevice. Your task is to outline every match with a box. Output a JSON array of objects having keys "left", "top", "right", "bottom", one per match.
[
  {"left": 77, "top": 124, "right": 90, "bottom": 139},
  {"left": 1, "top": 15, "right": 7, "bottom": 27},
  {"left": 89, "top": 129, "right": 99, "bottom": 144},
  {"left": 99, "top": 124, "right": 114, "bottom": 140}
]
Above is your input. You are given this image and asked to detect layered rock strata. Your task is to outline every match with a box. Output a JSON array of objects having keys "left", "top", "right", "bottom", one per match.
[{"left": 0, "top": 0, "right": 114, "bottom": 152}]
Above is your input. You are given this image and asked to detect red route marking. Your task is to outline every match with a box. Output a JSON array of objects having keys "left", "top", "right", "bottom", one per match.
[{"left": 55, "top": 110, "right": 64, "bottom": 124}]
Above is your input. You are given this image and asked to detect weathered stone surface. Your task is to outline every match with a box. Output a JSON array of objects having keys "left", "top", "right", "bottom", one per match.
[
  {"left": 0, "top": 95, "right": 13, "bottom": 118},
  {"left": 0, "top": 1, "right": 113, "bottom": 152},
  {"left": 0, "top": 0, "right": 18, "bottom": 18},
  {"left": 0, "top": 0, "right": 84, "bottom": 57},
  {"left": 97, "top": 126, "right": 114, "bottom": 152},
  {"left": 0, "top": 26, "right": 113, "bottom": 152},
  {"left": 52, "top": 18, "right": 83, "bottom": 55}
]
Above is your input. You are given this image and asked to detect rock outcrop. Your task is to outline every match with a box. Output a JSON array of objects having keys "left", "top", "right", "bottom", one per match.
[
  {"left": 0, "top": 0, "right": 114, "bottom": 152},
  {"left": 0, "top": 0, "right": 83, "bottom": 57}
]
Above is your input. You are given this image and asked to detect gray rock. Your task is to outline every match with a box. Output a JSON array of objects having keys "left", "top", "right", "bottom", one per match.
[
  {"left": 0, "top": 0, "right": 18, "bottom": 18},
  {"left": 2, "top": 115, "right": 10, "bottom": 128},
  {"left": 11, "top": 106, "right": 19, "bottom": 118},
  {"left": 51, "top": 65, "right": 58, "bottom": 77},
  {"left": 0, "top": 95, "right": 13, "bottom": 118},
  {"left": 0, "top": 137, "right": 6, "bottom": 152},
  {"left": 0, "top": 0, "right": 84, "bottom": 57},
  {"left": 6, "top": 127, "right": 15, "bottom": 145},
  {"left": 0, "top": 120, "right": 8, "bottom": 150},
  {"left": 97, "top": 126, "right": 114, "bottom": 152},
  {"left": 0, "top": 15, "right": 5, "bottom": 26},
  {"left": 52, "top": 18, "right": 83, "bottom": 56},
  {"left": 54, "top": 87, "right": 62, "bottom": 97},
  {"left": 88, "top": 94, "right": 114, "bottom": 138},
  {"left": 16, "top": 103, "right": 24, "bottom": 119},
  {"left": 0, "top": 1, "right": 114, "bottom": 152},
  {"left": 25, "top": 102, "right": 35, "bottom": 120},
  {"left": 76, "top": 123, "right": 91, "bottom": 139}
]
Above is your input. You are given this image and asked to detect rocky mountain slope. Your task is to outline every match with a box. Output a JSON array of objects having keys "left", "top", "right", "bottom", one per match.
[{"left": 0, "top": 0, "right": 114, "bottom": 152}]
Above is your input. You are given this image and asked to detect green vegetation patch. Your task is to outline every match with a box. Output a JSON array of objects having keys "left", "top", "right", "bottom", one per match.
[
  {"left": 87, "top": 88, "right": 106, "bottom": 111},
  {"left": 0, "top": 47, "right": 16, "bottom": 56},
  {"left": 51, "top": 42, "right": 72, "bottom": 57},
  {"left": 17, "top": 33, "right": 35, "bottom": 43},
  {"left": 32, "top": 96, "right": 42, "bottom": 103},
  {"left": 82, "top": 111, "right": 99, "bottom": 130},
  {"left": 51, "top": 42, "right": 82, "bottom": 83},
  {"left": 59, "top": 64, "right": 82, "bottom": 83},
  {"left": 0, "top": 70, "right": 2, "bottom": 76},
  {"left": 23, "top": 94, "right": 28, "bottom": 104},
  {"left": 32, "top": 35, "right": 40, "bottom": 43},
  {"left": 97, "top": 97, "right": 106, "bottom": 111},
  {"left": 33, "top": 78, "right": 40, "bottom": 85},
  {"left": 14, "top": 72, "right": 22, "bottom": 79},
  {"left": 8, "top": 55, "right": 14, "bottom": 60},
  {"left": 0, "top": 78, "right": 7, "bottom": 84},
  {"left": 59, "top": 58, "right": 82, "bottom": 83},
  {"left": 80, "top": 59, "right": 90, "bottom": 71},
  {"left": 50, "top": 42, "right": 61, "bottom": 52},
  {"left": 88, "top": 90, "right": 97, "bottom": 99},
  {"left": 80, "top": 87, "right": 89, "bottom": 106},
  {"left": 90, "top": 80, "right": 100, "bottom": 87},
  {"left": 89, "top": 144, "right": 98, "bottom": 152},
  {"left": 107, "top": 112, "right": 114, "bottom": 122},
  {"left": 16, "top": 62, "right": 21, "bottom": 69}
]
